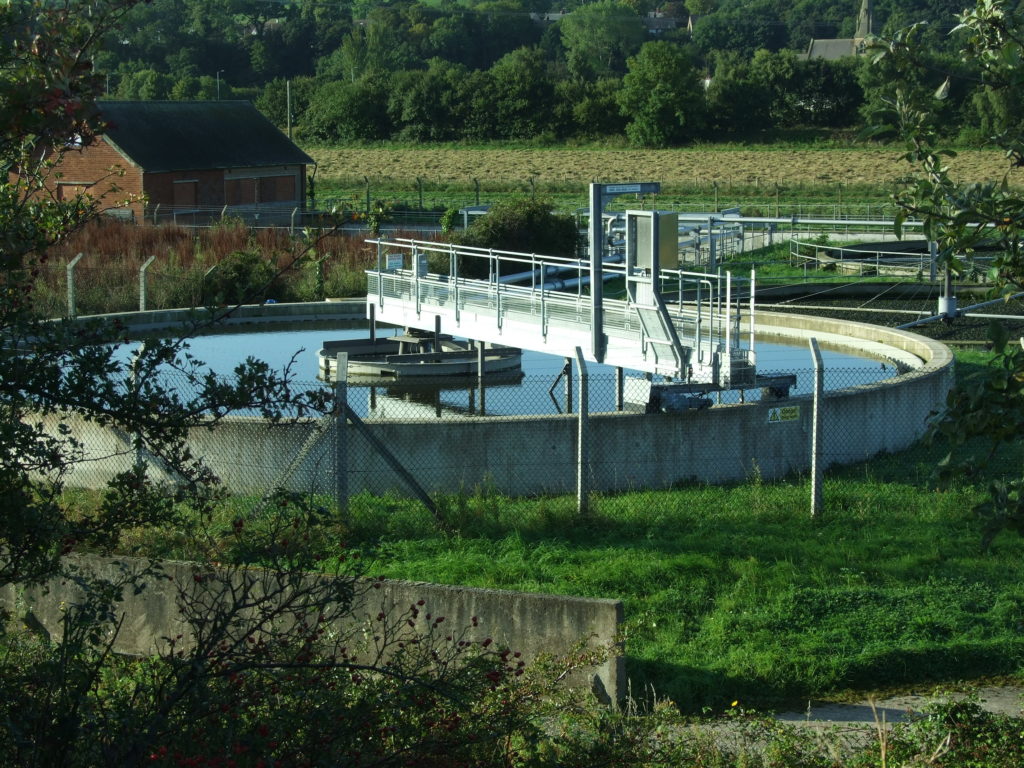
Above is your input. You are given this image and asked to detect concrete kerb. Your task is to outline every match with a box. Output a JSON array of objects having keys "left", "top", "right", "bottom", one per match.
[
  {"left": 0, "top": 554, "right": 624, "bottom": 703},
  {"left": 88, "top": 297, "right": 368, "bottom": 335}
]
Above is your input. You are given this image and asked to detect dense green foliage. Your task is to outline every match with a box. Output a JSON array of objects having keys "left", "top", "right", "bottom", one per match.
[
  {"left": 876, "top": 0, "right": 1024, "bottom": 544},
  {"left": 453, "top": 197, "right": 579, "bottom": 258},
  {"left": 86, "top": 0, "right": 1017, "bottom": 147}
]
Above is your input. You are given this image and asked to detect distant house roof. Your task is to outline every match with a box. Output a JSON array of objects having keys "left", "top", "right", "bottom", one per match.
[
  {"left": 804, "top": 38, "right": 861, "bottom": 60},
  {"left": 644, "top": 15, "right": 677, "bottom": 31},
  {"left": 97, "top": 100, "right": 314, "bottom": 173},
  {"left": 802, "top": 0, "right": 873, "bottom": 61}
]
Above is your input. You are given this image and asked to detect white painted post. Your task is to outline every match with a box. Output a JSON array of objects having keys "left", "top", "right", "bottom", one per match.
[
  {"left": 809, "top": 338, "right": 824, "bottom": 519},
  {"left": 139, "top": 255, "right": 156, "bottom": 312},
  {"left": 334, "top": 353, "right": 349, "bottom": 519},
  {"left": 67, "top": 252, "right": 84, "bottom": 318},
  {"left": 575, "top": 346, "right": 589, "bottom": 516}
]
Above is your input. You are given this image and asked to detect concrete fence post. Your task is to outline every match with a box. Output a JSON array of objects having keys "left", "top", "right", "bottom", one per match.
[
  {"left": 67, "top": 252, "right": 84, "bottom": 318},
  {"left": 334, "top": 353, "right": 349, "bottom": 520},
  {"left": 139, "top": 255, "right": 156, "bottom": 312},
  {"left": 809, "top": 338, "right": 824, "bottom": 519},
  {"left": 575, "top": 346, "right": 589, "bottom": 516}
]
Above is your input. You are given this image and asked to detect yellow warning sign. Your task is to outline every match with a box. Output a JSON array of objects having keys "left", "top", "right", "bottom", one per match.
[{"left": 767, "top": 406, "right": 800, "bottom": 423}]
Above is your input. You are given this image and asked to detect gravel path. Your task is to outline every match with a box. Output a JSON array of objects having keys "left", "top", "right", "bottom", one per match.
[{"left": 777, "top": 686, "right": 1024, "bottom": 728}]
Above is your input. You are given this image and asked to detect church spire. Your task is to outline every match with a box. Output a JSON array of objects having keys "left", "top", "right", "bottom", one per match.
[{"left": 856, "top": 0, "right": 873, "bottom": 39}]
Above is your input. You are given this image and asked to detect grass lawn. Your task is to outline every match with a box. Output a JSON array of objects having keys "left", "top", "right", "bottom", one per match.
[
  {"left": 333, "top": 349, "right": 1024, "bottom": 713},
  {"left": 82, "top": 347, "right": 1024, "bottom": 715}
]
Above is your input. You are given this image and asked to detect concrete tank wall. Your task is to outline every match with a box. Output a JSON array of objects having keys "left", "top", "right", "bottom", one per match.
[{"left": 48, "top": 309, "right": 955, "bottom": 496}]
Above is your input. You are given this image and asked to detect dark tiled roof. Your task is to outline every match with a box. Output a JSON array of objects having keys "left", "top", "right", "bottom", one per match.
[
  {"left": 804, "top": 38, "right": 858, "bottom": 60},
  {"left": 98, "top": 101, "right": 314, "bottom": 172}
]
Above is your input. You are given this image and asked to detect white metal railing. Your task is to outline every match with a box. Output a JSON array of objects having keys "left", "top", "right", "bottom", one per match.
[{"left": 366, "top": 238, "right": 754, "bottom": 385}]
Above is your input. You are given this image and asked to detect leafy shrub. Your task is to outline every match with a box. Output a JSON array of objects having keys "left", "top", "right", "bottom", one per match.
[
  {"left": 452, "top": 197, "right": 579, "bottom": 279},
  {"left": 201, "top": 250, "right": 280, "bottom": 306}
]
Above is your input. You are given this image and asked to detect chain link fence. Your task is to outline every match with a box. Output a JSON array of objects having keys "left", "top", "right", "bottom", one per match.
[{"left": 51, "top": 360, "right": 938, "bottom": 519}]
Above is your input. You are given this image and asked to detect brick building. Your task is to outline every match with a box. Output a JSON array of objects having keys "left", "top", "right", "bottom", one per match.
[{"left": 50, "top": 100, "right": 314, "bottom": 225}]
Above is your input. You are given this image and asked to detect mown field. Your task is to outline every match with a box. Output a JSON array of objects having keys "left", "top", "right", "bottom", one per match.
[{"left": 307, "top": 145, "right": 1024, "bottom": 189}]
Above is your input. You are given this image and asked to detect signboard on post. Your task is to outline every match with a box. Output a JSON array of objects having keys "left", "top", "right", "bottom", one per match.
[{"left": 767, "top": 405, "right": 800, "bottom": 423}]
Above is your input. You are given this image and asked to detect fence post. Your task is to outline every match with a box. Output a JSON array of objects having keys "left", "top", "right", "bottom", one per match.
[
  {"left": 130, "top": 341, "right": 146, "bottom": 466},
  {"left": 477, "top": 342, "right": 486, "bottom": 415},
  {"left": 334, "top": 353, "right": 349, "bottom": 520},
  {"left": 202, "top": 264, "right": 218, "bottom": 307},
  {"left": 575, "top": 346, "right": 589, "bottom": 516},
  {"left": 564, "top": 356, "right": 573, "bottom": 414},
  {"left": 67, "top": 252, "right": 84, "bottom": 318},
  {"left": 809, "top": 338, "right": 824, "bottom": 519},
  {"left": 139, "top": 255, "right": 156, "bottom": 312}
]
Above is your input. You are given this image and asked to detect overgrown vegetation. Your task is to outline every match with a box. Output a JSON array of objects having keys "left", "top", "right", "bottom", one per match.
[{"left": 39, "top": 217, "right": 380, "bottom": 316}]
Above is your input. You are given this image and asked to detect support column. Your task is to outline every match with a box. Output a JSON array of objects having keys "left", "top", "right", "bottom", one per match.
[{"left": 588, "top": 184, "right": 606, "bottom": 362}]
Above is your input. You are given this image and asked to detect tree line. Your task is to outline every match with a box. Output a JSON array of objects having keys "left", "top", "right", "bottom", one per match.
[{"left": 97, "top": 0, "right": 1003, "bottom": 147}]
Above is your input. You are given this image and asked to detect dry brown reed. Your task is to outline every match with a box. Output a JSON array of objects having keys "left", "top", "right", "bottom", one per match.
[{"left": 33, "top": 219, "right": 381, "bottom": 317}]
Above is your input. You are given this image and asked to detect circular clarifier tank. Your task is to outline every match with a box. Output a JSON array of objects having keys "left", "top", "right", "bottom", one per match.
[
  {"left": 160, "top": 321, "right": 904, "bottom": 419},
  {"left": 87, "top": 301, "right": 951, "bottom": 493}
]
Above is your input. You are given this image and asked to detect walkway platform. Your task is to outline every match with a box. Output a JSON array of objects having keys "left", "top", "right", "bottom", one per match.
[{"left": 366, "top": 239, "right": 756, "bottom": 388}]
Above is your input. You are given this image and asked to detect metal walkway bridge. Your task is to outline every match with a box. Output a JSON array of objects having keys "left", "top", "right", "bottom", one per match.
[{"left": 366, "top": 235, "right": 757, "bottom": 389}]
